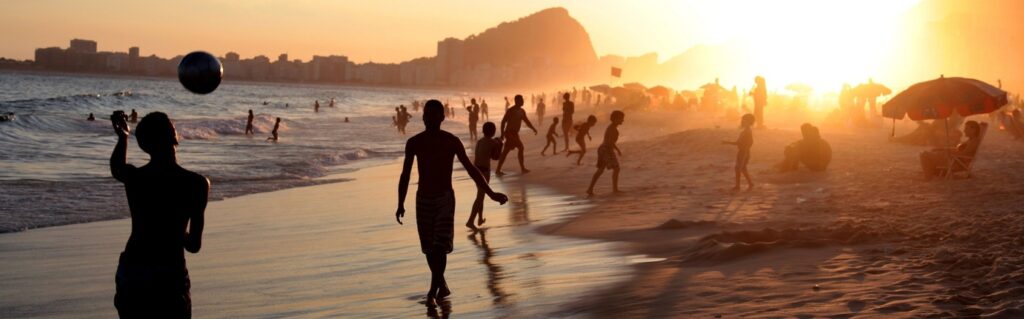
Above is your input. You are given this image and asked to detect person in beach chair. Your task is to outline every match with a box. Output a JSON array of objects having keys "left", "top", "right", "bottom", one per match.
[
  {"left": 919, "top": 120, "right": 986, "bottom": 180},
  {"left": 108, "top": 111, "right": 209, "bottom": 318},
  {"left": 395, "top": 100, "right": 508, "bottom": 307}
]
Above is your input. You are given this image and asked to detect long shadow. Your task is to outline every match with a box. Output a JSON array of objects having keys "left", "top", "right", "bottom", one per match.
[{"left": 468, "top": 228, "right": 511, "bottom": 306}]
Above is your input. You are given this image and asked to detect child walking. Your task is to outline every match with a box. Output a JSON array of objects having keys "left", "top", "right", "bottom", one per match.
[
  {"left": 540, "top": 117, "right": 560, "bottom": 155},
  {"left": 586, "top": 111, "right": 625, "bottom": 196},
  {"left": 723, "top": 114, "right": 755, "bottom": 191},
  {"left": 467, "top": 122, "right": 503, "bottom": 229}
]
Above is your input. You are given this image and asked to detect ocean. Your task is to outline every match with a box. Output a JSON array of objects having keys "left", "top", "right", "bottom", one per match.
[{"left": 0, "top": 72, "right": 488, "bottom": 232}]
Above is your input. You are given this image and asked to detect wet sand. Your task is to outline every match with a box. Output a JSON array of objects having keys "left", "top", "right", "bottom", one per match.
[{"left": 0, "top": 163, "right": 632, "bottom": 318}]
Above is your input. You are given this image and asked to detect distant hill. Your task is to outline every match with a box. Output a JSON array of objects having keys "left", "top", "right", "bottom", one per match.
[{"left": 462, "top": 7, "right": 597, "bottom": 68}]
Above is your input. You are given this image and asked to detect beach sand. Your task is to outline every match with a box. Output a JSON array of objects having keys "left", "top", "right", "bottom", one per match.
[{"left": 507, "top": 108, "right": 1024, "bottom": 317}]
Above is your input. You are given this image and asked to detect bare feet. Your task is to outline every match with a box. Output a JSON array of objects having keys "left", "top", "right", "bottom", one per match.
[
  {"left": 477, "top": 217, "right": 486, "bottom": 226},
  {"left": 465, "top": 221, "right": 477, "bottom": 230},
  {"left": 586, "top": 189, "right": 594, "bottom": 198},
  {"left": 426, "top": 295, "right": 437, "bottom": 308},
  {"left": 495, "top": 170, "right": 505, "bottom": 177},
  {"left": 437, "top": 285, "right": 451, "bottom": 299},
  {"left": 731, "top": 185, "right": 741, "bottom": 192},
  {"left": 522, "top": 168, "right": 531, "bottom": 174}
]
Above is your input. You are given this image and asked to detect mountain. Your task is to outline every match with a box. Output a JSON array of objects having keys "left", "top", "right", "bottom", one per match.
[{"left": 462, "top": 7, "right": 597, "bottom": 68}]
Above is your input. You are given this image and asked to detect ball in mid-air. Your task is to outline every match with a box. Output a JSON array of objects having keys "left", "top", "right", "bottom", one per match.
[{"left": 177, "top": 51, "right": 223, "bottom": 94}]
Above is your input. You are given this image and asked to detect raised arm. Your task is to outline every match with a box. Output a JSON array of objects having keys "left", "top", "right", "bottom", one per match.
[
  {"left": 184, "top": 177, "right": 210, "bottom": 253},
  {"left": 455, "top": 139, "right": 508, "bottom": 204},
  {"left": 395, "top": 141, "right": 415, "bottom": 224},
  {"left": 109, "top": 111, "right": 131, "bottom": 182}
]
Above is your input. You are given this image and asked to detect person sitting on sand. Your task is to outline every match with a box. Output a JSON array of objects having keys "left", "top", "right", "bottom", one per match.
[
  {"left": 108, "top": 111, "right": 209, "bottom": 318},
  {"left": 87, "top": 113, "right": 96, "bottom": 121},
  {"left": 541, "top": 117, "right": 560, "bottom": 156},
  {"left": 566, "top": 115, "right": 598, "bottom": 165},
  {"left": 723, "top": 114, "right": 755, "bottom": 191},
  {"left": 919, "top": 120, "right": 982, "bottom": 180},
  {"left": 466, "top": 122, "right": 503, "bottom": 229},
  {"left": 245, "top": 109, "right": 255, "bottom": 135},
  {"left": 395, "top": 100, "right": 508, "bottom": 307},
  {"left": 586, "top": 111, "right": 625, "bottom": 196},
  {"left": 267, "top": 117, "right": 281, "bottom": 141},
  {"left": 495, "top": 95, "right": 538, "bottom": 176},
  {"left": 776, "top": 123, "right": 832, "bottom": 172}
]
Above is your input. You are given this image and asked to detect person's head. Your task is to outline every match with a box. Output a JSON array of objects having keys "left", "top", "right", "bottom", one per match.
[
  {"left": 755, "top": 76, "right": 765, "bottom": 85},
  {"left": 135, "top": 112, "right": 178, "bottom": 158},
  {"left": 964, "top": 120, "right": 981, "bottom": 139},
  {"left": 248, "top": 109, "right": 253, "bottom": 114},
  {"left": 423, "top": 99, "right": 445, "bottom": 130},
  {"left": 88, "top": 113, "right": 94, "bottom": 117},
  {"left": 563, "top": 92, "right": 570, "bottom": 101},
  {"left": 514, "top": 95, "right": 524, "bottom": 106},
  {"left": 587, "top": 115, "right": 598, "bottom": 125},
  {"left": 611, "top": 110, "right": 625, "bottom": 125},
  {"left": 275, "top": 117, "right": 281, "bottom": 123},
  {"left": 740, "top": 114, "right": 755, "bottom": 128},
  {"left": 131, "top": 109, "right": 136, "bottom": 112},
  {"left": 482, "top": 122, "right": 496, "bottom": 137},
  {"left": 552, "top": 116, "right": 559, "bottom": 124},
  {"left": 471, "top": 98, "right": 476, "bottom": 104}
]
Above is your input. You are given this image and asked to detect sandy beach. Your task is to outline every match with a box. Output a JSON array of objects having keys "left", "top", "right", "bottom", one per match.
[{"left": 507, "top": 109, "right": 1024, "bottom": 317}]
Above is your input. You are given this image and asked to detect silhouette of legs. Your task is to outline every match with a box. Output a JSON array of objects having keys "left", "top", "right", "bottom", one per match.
[
  {"left": 586, "top": 167, "right": 604, "bottom": 197},
  {"left": 425, "top": 252, "right": 449, "bottom": 306}
]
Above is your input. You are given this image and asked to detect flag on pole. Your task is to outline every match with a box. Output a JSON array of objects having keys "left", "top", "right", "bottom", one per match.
[{"left": 611, "top": 67, "right": 622, "bottom": 78}]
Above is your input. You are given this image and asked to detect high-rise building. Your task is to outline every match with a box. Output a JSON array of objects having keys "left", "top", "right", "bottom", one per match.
[
  {"left": 435, "top": 38, "right": 464, "bottom": 85},
  {"left": 69, "top": 39, "right": 98, "bottom": 54}
]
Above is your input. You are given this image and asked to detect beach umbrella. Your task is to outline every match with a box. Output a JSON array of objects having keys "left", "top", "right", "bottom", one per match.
[
  {"left": 882, "top": 76, "right": 1007, "bottom": 137},
  {"left": 700, "top": 82, "right": 726, "bottom": 92},
  {"left": 647, "top": 85, "right": 672, "bottom": 97},
  {"left": 785, "top": 83, "right": 814, "bottom": 94},
  {"left": 854, "top": 82, "right": 892, "bottom": 99},
  {"left": 589, "top": 84, "right": 612, "bottom": 94}
]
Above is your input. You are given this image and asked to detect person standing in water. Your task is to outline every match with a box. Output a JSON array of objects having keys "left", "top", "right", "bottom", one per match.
[
  {"left": 560, "top": 93, "right": 575, "bottom": 152},
  {"left": 586, "top": 111, "right": 624, "bottom": 196},
  {"left": 495, "top": 95, "right": 538, "bottom": 176},
  {"left": 329, "top": 97, "right": 336, "bottom": 108},
  {"left": 481, "top": 99, "right": 489, "bottom": 120},
  {"left": 130, "top": 109, "right": 139, "bottom": 123},
  {"left": 467, "top": 98, "right": 481, "bottom": 142},
  {"left": 466, "top": 122, "right": 503, "bottom": 229},
  {"left": 314, "top": 100, "right": 320, "bottom": 113},
  {"left": 751, "top": 76, "right": 768, "bottom": 129},
  {"left": 245, "top": 109, "right": 255, "bottom": 135},
  {"left": 88, "top": 113, "right": 96, "bottom": 121},
  {"left": 108, "top": 111, "right": 208, "bottom": 318},
  {"left": 540, "top": 117, "right": 560, "bottom": 156},
  {"left": 267, "top": 117, "right": 281, "bottom": 141},
  {"left": 723, "top": 114, "right": 755, "bottom": 190},
  {"left": 395, "top": 100, "right": 508, "bottom": 307},
  {"left": 566, "top": 115, "right": 597, "bottom": 165}
]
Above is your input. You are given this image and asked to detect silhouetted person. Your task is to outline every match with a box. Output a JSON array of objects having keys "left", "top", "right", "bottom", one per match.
[
  {"left": 395, "top": 100, "right": 508, "bottom": 307},
  {"left": 87, "top": 113, "right": 95, "bottom": 121},
  {"left": 751, "top": 76, "right": 767, "bottom": 128},
  {"left": 467, "top": 122, "right": 503, "bottom": 229},
  {"left": 467, "top": 98, "right": 481, "bottom": 142},
  {"left": 130, "top": 109, "right": 139, "bottom": 123},
  {"left": 561, "top": 93, "right": 574, "bottom": 152},
  {"left": 566, "top": 115, "right": 597, "bottom": 165},
  {"left": 776, "top": 123, "right": 832, "bottom": 172},
  {"left": 586, "top": 111, "right": 624, "bottom": 196},
  {"left": 314, "top": 100, "right": 320, "bottom": 113},
  {"left": 267, "top": 117, "right": 281, "bottom": 141},
  {"left": 536, "top": 98, "right": 546, "bottom": 126},
  {"left": 329, "top": 97, "right": 336, "bottom": 107},
  {"left": 108, "top": 111, "right": 209, "bottom": 318},
  {"left": 724, "top": 114, "right": 755, "bottom": 191},
  {"left": 541, "top": 117, "right": 560, "bottom": 156},
  {"left": 245, "top": 110, "right": 255, "bottom": 135},
  {"left": 495, "top": 95, "right": 538, "bottom": 176},
  {"left": 344, "top": 117, "right": 349, "bottom": 123},
  {"left": 920, "top": 121, "right": 982, "bottom": 180},
  {"left": 481, "top": 99, "right": 489, "bottom": 120}
]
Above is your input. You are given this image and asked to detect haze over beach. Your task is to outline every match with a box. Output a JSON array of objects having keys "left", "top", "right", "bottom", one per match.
[{"left": 2, "top": 1, "right": 1024, "bottom": 318}]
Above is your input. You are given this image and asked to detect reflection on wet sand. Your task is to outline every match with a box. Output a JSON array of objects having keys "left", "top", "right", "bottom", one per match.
[{"left": 468, "top": 228, "right": 511, "bottom": 305}]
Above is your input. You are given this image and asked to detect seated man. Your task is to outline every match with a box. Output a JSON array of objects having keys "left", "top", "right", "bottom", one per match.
[{"left": 919, "top": 120, "right": 982, "bottom": 180}]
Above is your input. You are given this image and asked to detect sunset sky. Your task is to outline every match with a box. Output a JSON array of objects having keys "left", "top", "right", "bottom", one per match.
[{"left": 2, "top": 0, "right": 917, "bottom": 63}]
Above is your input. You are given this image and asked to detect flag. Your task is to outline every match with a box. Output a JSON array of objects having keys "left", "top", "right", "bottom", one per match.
[{"left": 611, "top": 67, "right": 622, "bottom": 78}]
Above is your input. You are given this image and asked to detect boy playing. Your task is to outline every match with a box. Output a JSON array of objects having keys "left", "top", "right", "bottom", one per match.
[
  {"left": 466, "top": 122, "right": 503, "bottom": 229},
  {"left": 586, "top": 111, "right": 625, "bottom": 196},
  {"left": 723, "top": 114, "right": 755, "bottom": 190},
  {"left": 395, "top": 100, "right": 508, "bottom": 307},
  {"left": 540, "top": 117, "right": 560, "bottom": 156}
]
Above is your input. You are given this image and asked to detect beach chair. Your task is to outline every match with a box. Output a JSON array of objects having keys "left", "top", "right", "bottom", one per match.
[{"left": 943, "top": 122, "right": 988, "bottom": 179}]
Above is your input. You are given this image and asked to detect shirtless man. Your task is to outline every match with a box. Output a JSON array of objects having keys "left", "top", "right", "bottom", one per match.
[
  {"left": 108, "top": 111, "right": 209, "bottom": 318},
  {"left": 561, "top": 93, "right": 575, "bottom": 152},
  {"left": 495, "top": 95, "right": 538, "bottom": 176},
  {"left": 245, "top": 109, "right": 255, "bottom": 135},
  {"left": 395, "top": 100, "right": 508, "bottom": 307}
]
